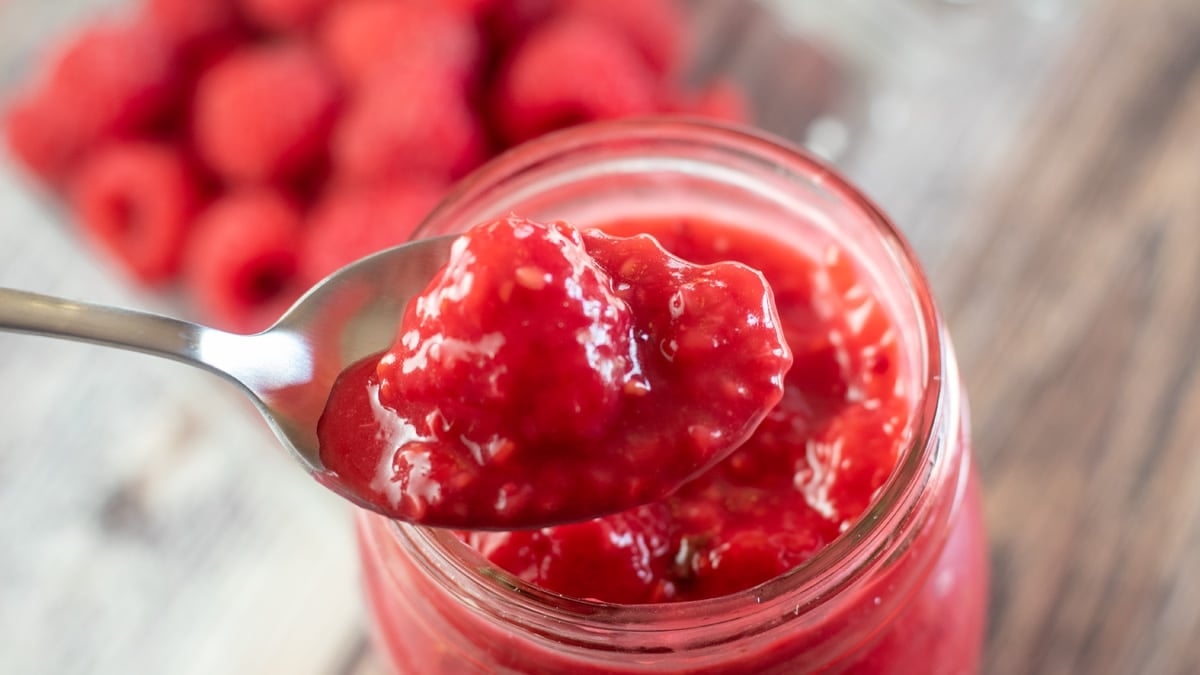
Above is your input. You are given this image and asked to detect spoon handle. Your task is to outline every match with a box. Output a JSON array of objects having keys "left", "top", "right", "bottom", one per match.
[{"left": 0, "top": 287, "right": 219, "bottom": 370}]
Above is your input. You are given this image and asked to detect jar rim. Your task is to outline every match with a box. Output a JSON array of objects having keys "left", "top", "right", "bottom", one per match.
[{"left": 391, "top": 117, "right": 949, "bottom": 636}]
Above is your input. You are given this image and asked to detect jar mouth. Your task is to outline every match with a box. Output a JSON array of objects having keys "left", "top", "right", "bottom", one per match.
[{"left": 394, "top": 118, "right": 949, "bottom": 633}]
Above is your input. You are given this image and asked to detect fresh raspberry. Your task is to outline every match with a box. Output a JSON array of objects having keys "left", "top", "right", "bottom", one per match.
[
  {"left": 146, "top": 0, "right": 244, "bottom": 52},
  {"left": 559, "top": 0, "right": 686, "bottom": 77},
  {"left": 69, "top": 142, "right": 202, "bottom": 285},
  {"left": 317, "top": 0, "right": 480, "bottom": 87},
  {"left": 45, "top": 20, "right": 181, "bottom": 139},
  {"left": 185, "top": 190, "right": 304, "bottom": 333},
  {"left": 331, "top": 65, "right": 485, "bottom": 184},
  {"left": 481, "top": 0, "right": 554, "bottom": 49},
  {"left": 485, "top": 0, "right": 685, "bottom": 76},
  {"left": 491, "top": 17, "right": 658, "bottom": 145},
  {"left": 240, "top": 0, "right": 335, "bottom": 33},
  {"left": 2, "top": 87, "right": 89, "bottom": 185},
  {"left": 4, "top": 18, "right": 182, "bottom": 180},
  {"left": 300, "top": 178, "right": 447, "bottom": 283},
  {"left": 192, "top": 44, "right": 341, "bottom": 183},
  {"left": 444, "top": 0, "right": 496, "bottom": 20}
]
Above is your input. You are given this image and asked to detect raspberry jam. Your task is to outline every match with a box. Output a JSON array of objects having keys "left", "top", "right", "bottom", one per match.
[
  {"left": 317, "top": 216, "right": 791, "bottom": 529},
  {"left": 354, "top": 121, "right": 987, "bottom": 674}
]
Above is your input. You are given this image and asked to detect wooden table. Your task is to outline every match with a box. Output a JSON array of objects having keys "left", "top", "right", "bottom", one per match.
[{"left": 2, "top": 1, "right": 1198, "bottom": 673}]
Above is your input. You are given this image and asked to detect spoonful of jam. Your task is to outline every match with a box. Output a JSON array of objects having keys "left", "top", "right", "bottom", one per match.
[
  {"left": 0, "top": 215, "right": 791, "bottom": 529},
  {"left": 316, "top": 216, "right": 792, "bottom": 528}
]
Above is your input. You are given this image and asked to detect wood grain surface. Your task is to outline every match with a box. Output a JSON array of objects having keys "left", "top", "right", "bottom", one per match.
[
  {"left": 945, "top": 1, "right": 1200, "bottom": 673},
  {"left": 3, "top": 0, "right": 1199, "bottom": 674}
]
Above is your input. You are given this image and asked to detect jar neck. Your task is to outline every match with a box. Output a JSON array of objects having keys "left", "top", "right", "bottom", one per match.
[{"left": 393, "top": 119, "right": 961, "bottom": 658}]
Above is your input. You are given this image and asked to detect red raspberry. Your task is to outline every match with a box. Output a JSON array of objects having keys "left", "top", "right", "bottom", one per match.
[
  {"left": 240, "top": 0, "right": 335, "bottom": 33},
  {"left": 3, "top": 19, "right": 181, "bottom": 183},
  {"left": 69, "top": 142, "right": 202, "bottom": 285},
  {"left": 300, "top": 178, "right": 447, "bottom": 283},
  {"left": 192, "top": 44, "right": 341, "bottom": 183},
  {"left": 46, "top": 20, "right": 181, "bottom": 140},
  {"left": 445, "top": 0, "right": 496, "bottom": 20},
  {"left": 146, "top": 0, "right": 244, "bottom": 52},
  {"left": 482, "top": 0, "right": 555, "bottom": 49},
  {"left": 485, "top": 0, "right": 685, "bottom": 76},
  {"left": 491, "top": 17, "right": 658, "bottom": 145},
  {"left": 185, "top": 190, "right": 304, "bottom": 333},
  {"left": 331, "top": 65, "right": 485, "bottom": 184},
  {"left": 317, "top": 0, "right": 480, "bottom": 87},
  {"left": 560, "top": 0, "right": 686, "bottom": 77},
  {"left": 2, "top": 87, "right": 89, "bottom": 185}
]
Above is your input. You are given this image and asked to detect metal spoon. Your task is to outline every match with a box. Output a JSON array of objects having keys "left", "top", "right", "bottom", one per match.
[{"left": 0, "top": 235, "right": 457, "bottom": 511}]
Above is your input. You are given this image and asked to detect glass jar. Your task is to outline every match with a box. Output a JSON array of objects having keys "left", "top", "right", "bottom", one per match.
[{"left": 355, "top": 119, "right": 987, "bottom": 674}]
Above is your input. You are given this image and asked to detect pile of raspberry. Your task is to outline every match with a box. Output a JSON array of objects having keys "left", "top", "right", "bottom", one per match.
[{"left": 3, "top": 0, "right": 748, "bottom": 332}]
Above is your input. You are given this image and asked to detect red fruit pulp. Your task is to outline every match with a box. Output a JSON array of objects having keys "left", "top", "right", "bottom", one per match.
[{"left": 317, "top": 216, "right": 793, "bottom": 529}]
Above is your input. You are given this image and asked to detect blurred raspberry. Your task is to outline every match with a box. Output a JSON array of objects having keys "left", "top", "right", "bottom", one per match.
[
  {"left": 491, "top": 17, "right": 658, "bottom": 145},
  {"left": 240, "top": 0, "right": 335, "bottom": 33},
  {"left": 192, "top": 44, "right": 341, "bottom": 183},
  {"left": 445, "top": 0, "right": 496, "bottom": 20},
  {"left": 3, "top": 17, "right": 184, "bottom": 186},
  {"left": 3, "top": 88, "right": 90, "bottom": 185},
  {"left": 185, "top": 189, "right": 304, "bottom": 332},
  {"left": 69, "top": 141, "right": 202, "bottom": 284},
  {"left": 560, "top": 0, "right": 686, "bottom": 77},
  {"left": 332, "top": 65, "right": 485, "bottom": 184},
  {"left": 317, "top": 0, "right": 480, "bottom": 87},
  {"left": 49, "top": 20, "right": 181, "bottom": 134},
  {"left": 300, "top": 178, "right": 447, "bottom": 283},
  {"left": 481, "top": 0, "right": 554, "bottom": 49},
  {"left": 485, "top": 0, "right": 685, "bottom": 76},
  {"left": 2, "top": 19, "right": 182, "bottom": 182},
  {"left": 146, "top": 0, "right": 244, "bottom": 52}
]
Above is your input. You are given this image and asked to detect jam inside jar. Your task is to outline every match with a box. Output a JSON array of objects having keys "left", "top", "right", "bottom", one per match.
[{"left": 355, "top": 120, "right": 988, "bottom": 674}]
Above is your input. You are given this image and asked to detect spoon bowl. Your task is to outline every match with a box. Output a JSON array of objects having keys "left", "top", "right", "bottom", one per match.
[{"left": 0, "top": 234, "right": 457, "bottom": 505}]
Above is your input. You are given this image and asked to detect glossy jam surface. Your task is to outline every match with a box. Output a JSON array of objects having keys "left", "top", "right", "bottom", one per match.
[
  {"left": 317, "top": 216, "right": 791, "bottom": 528},
  {"left": 465, "top": 215, "right": 910, "bottom": 602}
]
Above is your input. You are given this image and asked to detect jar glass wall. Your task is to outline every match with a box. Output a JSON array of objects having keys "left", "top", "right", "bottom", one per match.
[{"left": 356, "top": 119, "right": 987, "bottom": 674}]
